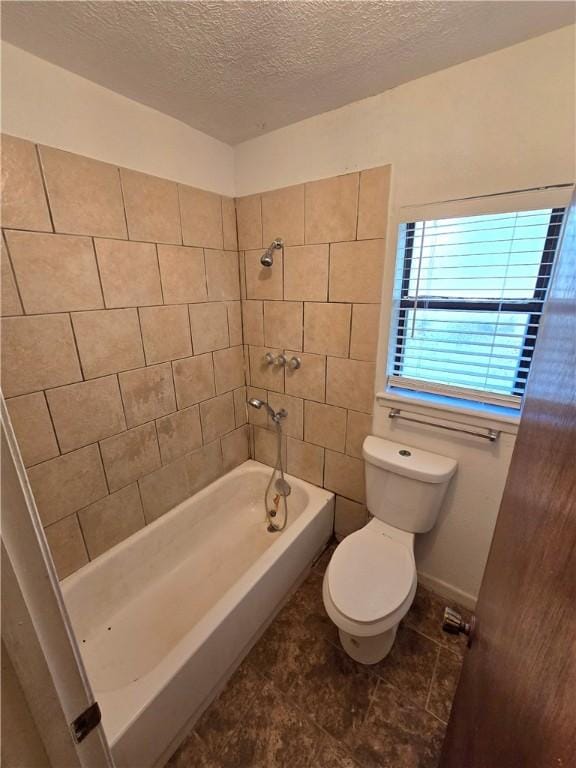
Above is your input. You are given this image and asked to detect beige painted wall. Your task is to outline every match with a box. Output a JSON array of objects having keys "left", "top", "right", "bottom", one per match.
[
  {"left": 235, "top": 26, "right": 575, "bottom": 201},
  {"left": 1, "top": 42, "right": 235, "bottom": 196},
  {"left": 1, "top": 641, "right": 51, "bottom": 768},
  {"left": 6, "top": 27, "right": 573, "bottom": 204}
]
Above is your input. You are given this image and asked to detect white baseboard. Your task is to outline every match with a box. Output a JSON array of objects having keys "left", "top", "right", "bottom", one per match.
[{"left": 417, "top": 570, "right": 477, "bottom": 611}]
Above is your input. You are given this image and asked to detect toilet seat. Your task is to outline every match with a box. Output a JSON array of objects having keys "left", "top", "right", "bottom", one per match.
[{"left": 327, "top": 526, "right": 415, "bottom": 624}]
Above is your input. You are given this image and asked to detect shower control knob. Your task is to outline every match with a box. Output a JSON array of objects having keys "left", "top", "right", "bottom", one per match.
[
  {"left": 288, "top": 356, "right": 301, "bottom": 370},
  {"left": 442, "top": 607, "right": 476, "bottom": 646},
  {"left": 265, "top": 352, "right": 287, "bottom": 367}
]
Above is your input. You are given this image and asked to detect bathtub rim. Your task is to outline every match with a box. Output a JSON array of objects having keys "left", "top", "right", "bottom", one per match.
[
  {"left": 61, "top": 460, "right": 331, "bottom": 595},
  {"left": 61, "top": 459, "right": 334, "bottom": 746}
]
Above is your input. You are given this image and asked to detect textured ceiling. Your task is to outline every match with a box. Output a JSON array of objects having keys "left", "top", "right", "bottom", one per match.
[{"left": 1, "top": 1, "right": 574, "bottom": 145}]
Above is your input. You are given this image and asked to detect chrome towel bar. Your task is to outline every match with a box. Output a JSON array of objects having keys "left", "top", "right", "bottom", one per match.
[{"left": 388, "top": 408, "right": 500, "bottom": 442}]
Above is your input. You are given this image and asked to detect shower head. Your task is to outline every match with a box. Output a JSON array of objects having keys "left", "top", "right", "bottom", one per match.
[
  {"left": 260, "top": 238, "right": 283, "bottom": 267},
  {"left": 260, "top": 249, "right": 274, "bottom": 268}
]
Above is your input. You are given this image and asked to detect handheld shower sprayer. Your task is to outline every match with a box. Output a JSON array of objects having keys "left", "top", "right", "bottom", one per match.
[
  {"left": 247, "top": 397, "right": 290, "bottom": 531},
  {"left": 260, "top": 238, "right": 283, "bottom": 267}
]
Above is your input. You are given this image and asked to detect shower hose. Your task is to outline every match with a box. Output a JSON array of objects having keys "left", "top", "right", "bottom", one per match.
[{"left": 264, "top": 418, "right": 288, "bottom": 532}]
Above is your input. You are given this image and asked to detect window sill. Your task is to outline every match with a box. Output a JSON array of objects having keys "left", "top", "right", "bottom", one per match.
[{"left": 376, "top": 387, "right": 520, "bottom": 435}]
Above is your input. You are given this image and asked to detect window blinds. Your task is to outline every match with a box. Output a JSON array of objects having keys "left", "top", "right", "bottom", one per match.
[{"left": 387, "top": 207, "right": 565, "bottom": 408}]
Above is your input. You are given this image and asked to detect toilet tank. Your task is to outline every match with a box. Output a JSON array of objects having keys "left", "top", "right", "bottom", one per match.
[{"left": 363, "top": 436, "right": 457, "bottom": 533}]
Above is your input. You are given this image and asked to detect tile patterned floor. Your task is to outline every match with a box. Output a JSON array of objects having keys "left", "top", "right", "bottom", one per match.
[{"left": 166, "top": 541, "right": 468, "bottom": 768}]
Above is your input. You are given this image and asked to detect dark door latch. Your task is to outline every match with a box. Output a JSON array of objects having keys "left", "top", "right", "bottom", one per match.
[{"left": 71, "top": 701, "right": 101, "bottom": 743}]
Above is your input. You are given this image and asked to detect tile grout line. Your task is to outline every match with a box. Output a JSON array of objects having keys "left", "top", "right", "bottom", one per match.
[
  {"left": 30, "top": 295, "right": 380, "bottom": 311},
  {"left": 114, "top": 372, "right": 130, "bottom": 434},
  {"left": 425, "top": 643, "right": 442, "bottom": 715},
  {"left": 232, "top": 199, "right": 240, "bottom": 254},
  {"left": 428, "top": 706, "right": 449, "bottom": 727},
  {"left": 134, "top": 480, "right": 148, "bottom": 530},
  {"left": 66, "top": 311, "right": 87, "bottom": 382},
  {"left": 0, "top": 299, "right": 215, "bottom": 316},
  {"left": 41, "top": 388, "right": 64, "bottom": 457},
  {"left": 134, "top": 305, "right": 149, "bottom": 366},
  {"left": 354, "top": 172, "right": 361, "bottom": 241},
  {"left": 95, "top": 439, "right": 112, "bottom": 497},
  {"left": 155, "top": 243, "right": 166, "bottom": 305},
  {"left": 165, "top": 368, "right": 179, "bottom": 446},
  {"left": 117, "top": 166, "right": 130, "bottom": 239},
  {"left": 218, "top": 195, "right": 225, "bottom": 251},
  {"left": 2, "top": 230, "right": 28, "bottom": 314},
  {"left": 34, "top": 143, "right": 56, "bottom": 233},
  {"left": 0, "top": 223, "right": 178, "bottom": 246},
  {"left": 47, "top": 510, "right": 90, "bottom": 569},
  {"left": 0, "top": 226, "right": 359, "bottom": 247},
  {"left": 74, "top": 508, "right": 92, "bottom": 564},
  {"left": 90, "top": 236, "right": 107, "bottom": 308}
]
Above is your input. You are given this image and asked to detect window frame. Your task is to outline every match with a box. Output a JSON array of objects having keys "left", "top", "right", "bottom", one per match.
[{"left": 391, "top": 207, "right": 565, "bottom": 400}]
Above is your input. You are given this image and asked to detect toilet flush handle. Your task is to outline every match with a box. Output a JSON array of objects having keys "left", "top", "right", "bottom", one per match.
[{"left": 442, "top": 607, "right": 476, "bottom": 648}]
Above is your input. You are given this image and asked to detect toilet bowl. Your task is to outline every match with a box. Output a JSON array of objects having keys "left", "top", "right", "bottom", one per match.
[
  {"left": 322, "top": 435, "right": 457, "bottom": 664},
  {"left": 323, "top": 518, "right": 417, "bottom": 664}
]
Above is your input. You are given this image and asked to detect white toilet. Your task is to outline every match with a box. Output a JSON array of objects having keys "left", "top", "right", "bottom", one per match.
[{"left": 323, "top": 435, "right": 457, "bottom": 664}]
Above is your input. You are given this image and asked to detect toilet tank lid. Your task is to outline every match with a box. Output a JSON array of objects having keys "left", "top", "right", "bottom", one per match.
[{"left": 363, "top": 436, "right": 457, "bottom": 483}]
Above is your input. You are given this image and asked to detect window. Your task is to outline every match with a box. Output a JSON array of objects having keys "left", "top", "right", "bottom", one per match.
[{"left": 387, "top": 207, "right": 565, "bottom": 409}]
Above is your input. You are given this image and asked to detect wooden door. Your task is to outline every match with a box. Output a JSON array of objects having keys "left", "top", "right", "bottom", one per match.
[{"left": 440, "top": 193, "right": 576, "bottom": 768}]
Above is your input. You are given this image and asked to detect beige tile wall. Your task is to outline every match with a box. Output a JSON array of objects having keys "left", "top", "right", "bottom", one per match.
[
  {"left": 1, "top": 133, "right": 391, "bottom": 574},
  {"left": 237, "top": 166, "right": 391, "bottom": 540},
  {"left": 1, "top": 136, "right": 248, "bottom": 579}
]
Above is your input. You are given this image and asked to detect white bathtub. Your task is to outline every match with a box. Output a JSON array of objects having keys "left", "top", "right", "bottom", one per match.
[{"left": 61, "top": 460, "right": 334, "bottom": 768}]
